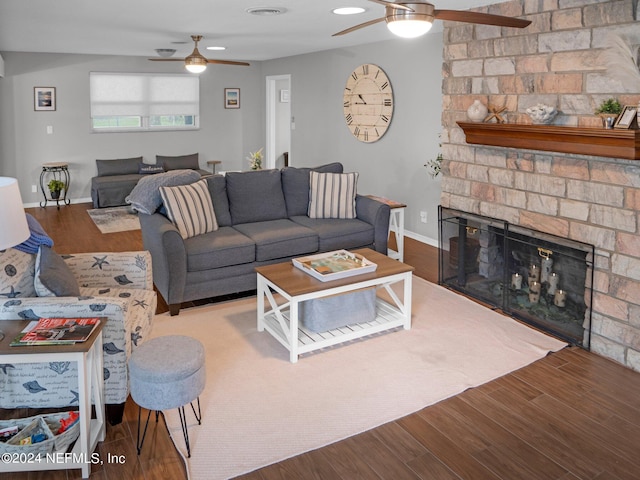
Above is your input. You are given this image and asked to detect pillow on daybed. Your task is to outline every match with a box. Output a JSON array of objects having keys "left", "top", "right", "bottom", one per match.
[
  {"left": 157, "top": 153, "right": 199, "bottom": 171},
  {"left": 160, "top": 179, "right": 218, "bottom": 239},
  {"left": 126, "top": 169, "right": 201, "bottom": 215},
  {"left": 34, "top": 245, "right": 80, "bottom": 297},
  {"left": 308, "top": 171, "right": 358, "bottom": 219},
  {"left": 138, "top": 163, "right": 165, "bottom": 175},
  {"left": 96, "top": 156, "right": 143, "bottom": 177}
]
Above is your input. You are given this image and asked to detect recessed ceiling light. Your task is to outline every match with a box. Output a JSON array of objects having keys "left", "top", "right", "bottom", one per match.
[
  {"left": 246, "top": 7, "right": 287, "bottom": 16},
  {"left": 155, "top": 48, "right": 176, "bottom": 57},
  {"left": 206, "top": 46, "right": 226, "bottom": 51},
  {"left": 332, "top": 7, "right": 366, "bottom": 15}
]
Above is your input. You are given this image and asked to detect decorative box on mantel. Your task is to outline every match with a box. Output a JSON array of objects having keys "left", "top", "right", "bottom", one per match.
[{"left": 457, "top": 122, "right": 640, "bottom": 160}]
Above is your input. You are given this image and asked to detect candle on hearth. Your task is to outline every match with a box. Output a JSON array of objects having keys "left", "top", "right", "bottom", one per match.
[
  {"left": 554, "top": 289, "right": 567, "bottom": 308},
  {"left": 511, "top": 273, "right": 522, "bottom": 290},
  {"left": 529, "top": 263, "right": 540, "bottom": 282},
  {"left": 529, "top": 281, "right": 541, "bottom": 303},
  {"left": 548, "top": 272, "right": 559, "bottom": 295},
  {"left": 541, "top": 257, "right": 553, "bottom": 283}
]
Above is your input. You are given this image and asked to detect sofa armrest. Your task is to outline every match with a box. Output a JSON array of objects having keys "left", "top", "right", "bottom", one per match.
[
  {"left": 63, "top": 251, "right": 153, "bottom": 290},
  {"left": 139, "top": 213, "right": 187, "bottom": 307},
  {"left": 356, "top": 194, "right": 390, "bottom": 254}
]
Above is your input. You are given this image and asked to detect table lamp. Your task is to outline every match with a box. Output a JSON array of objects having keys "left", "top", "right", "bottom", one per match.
[{"left": 0, "top": 177, "right": 30, "bottom": 341}]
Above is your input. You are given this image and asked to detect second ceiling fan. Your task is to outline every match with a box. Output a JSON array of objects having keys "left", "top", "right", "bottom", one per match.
[
  {"left": 334, "top": 0, "right": 532, "bottom": 38},
  {"left": 149, "top": 35, "right": 250, "bottom": 73}
]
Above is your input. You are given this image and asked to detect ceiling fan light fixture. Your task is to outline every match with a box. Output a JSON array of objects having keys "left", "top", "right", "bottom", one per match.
[
  {"left": 385, "top": 3, "right": 434, "bottom": 38},
  {"left": 386, "top": 18, "right": 432, "bottom": 38},
  {"left": 155, "top": 48, "right": 176, "bottom": 57},
  {"left": 185, "top": 53, "right": 207, "bottom": 73}
]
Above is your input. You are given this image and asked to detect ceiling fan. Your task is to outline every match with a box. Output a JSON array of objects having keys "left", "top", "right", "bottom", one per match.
[
  {"left": 149, "top": 35, "right": 250, "bottom": 73},
  {"left": 333, "top": 0, "right": 531, "bottom": 38}
]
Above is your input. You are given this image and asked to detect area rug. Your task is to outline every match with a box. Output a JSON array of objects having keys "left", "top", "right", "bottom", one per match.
[
  {"left": 150, "top": 276, "right": 566, "bottom": 480},
  {"left": 87, "top": 206, "right": 140, "bottom": 234}
]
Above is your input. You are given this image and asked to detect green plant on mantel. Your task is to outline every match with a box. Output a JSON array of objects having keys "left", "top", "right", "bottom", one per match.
[{"left": 595, "top": 97, "right": 623, "bottom": 115}]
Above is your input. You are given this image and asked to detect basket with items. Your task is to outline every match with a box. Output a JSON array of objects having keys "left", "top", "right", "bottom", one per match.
[{"left": 0, "top": 410, "right": 80, "bottom": 455}]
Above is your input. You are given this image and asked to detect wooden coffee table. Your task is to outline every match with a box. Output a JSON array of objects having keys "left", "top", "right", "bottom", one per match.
[{"left": 256, "top": 248, "right": 414, "bottom": 363}]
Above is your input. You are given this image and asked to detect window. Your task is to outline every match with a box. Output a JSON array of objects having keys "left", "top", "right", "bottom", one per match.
[{"left": 89, "top": 73, "right": 199, "bottom": 132}]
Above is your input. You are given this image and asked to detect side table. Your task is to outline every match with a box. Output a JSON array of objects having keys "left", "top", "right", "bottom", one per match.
[
  {"left": 365, "top": 195, "right": 406, "bottom": 262},
  {"left": 40, "top": 162, "right": 70, "bottom": 208},
  {"left": 0, "top": 319, "right": 106, "bottom": 479},
  {"left": 206, "top": 160, "right": 222, "bottom": 174}
]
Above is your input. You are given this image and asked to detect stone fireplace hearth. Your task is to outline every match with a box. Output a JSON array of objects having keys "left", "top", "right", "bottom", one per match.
[
  {"left": 439, "top": 207, "right": 594, "bottom": 347},
  {"left": 439, "top": 0, "right": 640, "bottom": 371}
]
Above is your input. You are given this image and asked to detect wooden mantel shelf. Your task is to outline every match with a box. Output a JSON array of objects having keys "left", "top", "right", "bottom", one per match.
[{"left": 457, "top": 122, "right": 640, "bottom": 160}]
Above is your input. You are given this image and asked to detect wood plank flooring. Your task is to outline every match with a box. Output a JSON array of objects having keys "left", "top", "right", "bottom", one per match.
[{"left": 4, "top": 202, "right": 640, "bottom": 479}]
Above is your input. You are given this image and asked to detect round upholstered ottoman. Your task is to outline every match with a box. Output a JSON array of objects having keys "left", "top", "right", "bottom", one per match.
[{"left": 129, "top": 335, "right": 205, "bottom": 457}]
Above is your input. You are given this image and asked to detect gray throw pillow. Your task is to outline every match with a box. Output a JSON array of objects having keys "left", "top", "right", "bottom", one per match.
[
  {"left": 96, "top": 157, "right": 143, "bottom": 176},
  {"left": 34, "top": 246, "right": 80, "bottom": 297},
  {"left": 281, "top": 162, "right": 344, "bottom": 216},
  {"left": 126, "top": 169, "right": 202, "bottom": 215},
  {"left": 226, "top": 169, "right": 287, "bottom": 224},
  {"left": 157, "top": 153, "right": 199, "bottom": 171}
]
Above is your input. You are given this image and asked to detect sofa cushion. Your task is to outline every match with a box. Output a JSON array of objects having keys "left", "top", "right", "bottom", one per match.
[
  {"left": 281, "top": 162, "right": 344, "bottom": 217},
  {"left": 139, "top": 163, "right": 165, "bottom": 175},
  {"left": 96, "top": 157, "right": 143, "bottom": 176},
  {"left": 157, "top": 153, "right": 199, "bottom": 171},
  {"left": 185, "top": 226, "right": 255, "bottom": 271},
  {"left": 234, "top": 219, "right": 318, "bottom": 261},
  {"left": 205, "top": 175, "right": 232, "bottom": 227},
  {"left": 290, "top": 216, "right": 374, "bottom": 252},
  {"left": 160, "top": 179, "right": 218, "bottom": 239},
  {"left": 126, "top": 169, "right": 201, "bottom": 215},
  {"left": 34, "top": 245, "right": 80, "bottom": 297},
  {"left": 308, "top": 171, "right": 358, "bottom": 219},
  {"left": 0, "top": 248, "right": 36, "bottom": 298},
  {"left": 226, "top": 170, "right": 288, "bottom": 224}
]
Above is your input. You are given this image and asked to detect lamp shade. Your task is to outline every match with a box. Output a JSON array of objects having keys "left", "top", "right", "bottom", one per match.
[{"left": 0, "top": 177, "right": 29, "bottom": 250}]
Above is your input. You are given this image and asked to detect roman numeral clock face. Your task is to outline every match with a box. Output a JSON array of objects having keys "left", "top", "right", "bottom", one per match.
[{"left": 343, "top": 64, "right": 393, "bottom": 143}]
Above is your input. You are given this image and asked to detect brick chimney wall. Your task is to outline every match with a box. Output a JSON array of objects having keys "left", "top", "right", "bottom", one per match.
[{"left": 440, "top": 0, "right": 640, "bottom": 370}]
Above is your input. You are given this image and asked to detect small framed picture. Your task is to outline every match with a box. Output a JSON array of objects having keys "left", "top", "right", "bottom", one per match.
[
  {"left": 614, "top": 105, "right": 638, "bottom": 129},
  {"left": 224, "top": 88, "right": 240, "bottom": 109},
  {"left": 280, "top": 89, "right": 290, "bottom": 103},
  {"left": 34, "top": 87, "right": 56, "bottom": 111}
]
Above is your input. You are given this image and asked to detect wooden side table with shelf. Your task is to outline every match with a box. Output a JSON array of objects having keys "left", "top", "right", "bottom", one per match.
[
  {"left": 0, "top": 319, "right": 106, "bottom": 478},
  {"left": 365, "top": 195, "right": 406, "bottom": 262}
]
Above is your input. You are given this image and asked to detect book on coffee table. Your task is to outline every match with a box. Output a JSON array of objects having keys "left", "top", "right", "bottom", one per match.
[
  {"left": 292, "top": 250, "right": 377, "bottom": 282},
  {"left": 10, "top": 317, "right": 101, "bottom": 346}
]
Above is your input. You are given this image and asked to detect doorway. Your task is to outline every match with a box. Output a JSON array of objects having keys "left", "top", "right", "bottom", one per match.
[{"left": 265, "top": 74, "right": 291, "bottom": 169}]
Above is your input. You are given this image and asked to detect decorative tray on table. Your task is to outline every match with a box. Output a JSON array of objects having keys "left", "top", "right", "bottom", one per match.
[{"left": 292, "top": 249, "right": 377, "bottom": 282}]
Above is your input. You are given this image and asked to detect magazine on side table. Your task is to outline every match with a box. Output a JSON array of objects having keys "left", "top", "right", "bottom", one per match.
[
  {"left": 10, "top": 317, "right": 101, "bottom": 346},
  {"left": 292, "top": 249, "right": 377, "bottom": 282}
]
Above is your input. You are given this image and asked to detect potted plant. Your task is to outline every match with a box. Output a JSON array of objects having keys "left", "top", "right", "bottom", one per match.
[
  {"left": 595, "top": 98, "right": 622, "bottom": 128},
  {"left": 48, "top": 179, "right": 65, "bottom": 199}
]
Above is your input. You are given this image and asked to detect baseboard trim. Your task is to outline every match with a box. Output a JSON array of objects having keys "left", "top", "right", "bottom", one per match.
[
  {"left": 23, "top": 197, "right": 93, "bottom": 209},
  {"left": 404, "top": 230, "right": 438, "bottom": 248}
]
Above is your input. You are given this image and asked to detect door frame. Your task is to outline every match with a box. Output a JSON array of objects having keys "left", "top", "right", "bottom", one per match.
[{"left": 265, "top": 74, "right": 291, "bottom": 169}]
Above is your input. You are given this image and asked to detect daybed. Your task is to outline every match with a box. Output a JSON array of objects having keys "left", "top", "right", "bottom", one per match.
[
  {"left": 90, "top": 153, "right": 209, "bottom": 208},
  {"left": 139, "top": 163, "right": 390, "bottom": 315},
  {"left": 0, "top": 248, "right": 156, "bottom": 424}
]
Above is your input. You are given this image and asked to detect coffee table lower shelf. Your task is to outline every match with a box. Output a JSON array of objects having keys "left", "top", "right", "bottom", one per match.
[{"left": 262, "top": 298, "right": 405, "bottom": 356}]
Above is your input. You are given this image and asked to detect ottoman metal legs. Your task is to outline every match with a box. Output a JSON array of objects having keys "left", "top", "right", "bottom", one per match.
[{"left": 129, "top": 335, "right": 206, "bottom": 458}]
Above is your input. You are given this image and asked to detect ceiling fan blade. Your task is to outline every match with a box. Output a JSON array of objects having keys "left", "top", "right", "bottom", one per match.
[
  {"left": 148, "top": 58, "right": 187, "bottom": 61},
  {"left": 434, "top": 9, "right": 531, "bottom": 28},
  {"left": 206, "top": 59, "right": 250, "bottom": 66},
  {"left": 368, "top": 0, "right": 413, "bottom": 12},
  {"left": 333, "top": 17, "right": 385, "bottom": 36}
]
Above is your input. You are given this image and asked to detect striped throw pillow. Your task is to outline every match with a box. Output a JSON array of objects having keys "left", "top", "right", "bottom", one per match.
[
  {"left": 160, "top": 179, "right": 218, "bottom": 239},
  {"left": 308, "top": 171, "right": 358, "bottom": 219}
]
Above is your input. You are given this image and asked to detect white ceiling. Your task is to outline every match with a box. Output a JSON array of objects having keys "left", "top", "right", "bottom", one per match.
[{"left": 0, "top": 0, "right": 495, "bottom": 62}]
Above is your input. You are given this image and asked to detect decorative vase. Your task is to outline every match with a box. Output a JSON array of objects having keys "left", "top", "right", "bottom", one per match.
[
  {"left": 467, "top": 100, "right": 488, "bottom": 123},
  {"left": 598, "top": 113, "right": 618, "bottom": 129}
]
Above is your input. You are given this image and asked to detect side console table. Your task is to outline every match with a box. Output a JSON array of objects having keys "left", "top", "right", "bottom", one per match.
[
  {"left": 365, "top": 195, "right": 406, "bottom": 262},
  {"left": 40, "top": 162, "right": 70, "bottom": 208},
  {"left": 0, "top": 319, "right": 106, "bottom": 479}
]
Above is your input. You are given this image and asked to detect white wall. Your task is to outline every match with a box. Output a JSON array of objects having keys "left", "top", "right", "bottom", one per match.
[
  {"left": 1, "top": 33, "right": 444, "bottom": 243},
  {"left": 262, "top": 35, "right": 444, "bottom": 243}
]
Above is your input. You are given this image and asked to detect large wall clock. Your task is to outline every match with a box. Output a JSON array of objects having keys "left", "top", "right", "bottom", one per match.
[{"left": 343, "top": 63, "right": 394, "bottom": 143}]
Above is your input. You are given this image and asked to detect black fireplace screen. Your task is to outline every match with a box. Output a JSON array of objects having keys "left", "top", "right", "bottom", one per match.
[{"left": 438, "top": 207, "right": 594, "bottom": 348}]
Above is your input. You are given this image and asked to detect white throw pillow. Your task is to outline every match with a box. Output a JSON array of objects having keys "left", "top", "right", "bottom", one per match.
[
  {"left": 160, "top": 179, "right": 218, "bottom": 239},
  {"left": 308, "top": 171, "right": 358, "bottom": 219}
]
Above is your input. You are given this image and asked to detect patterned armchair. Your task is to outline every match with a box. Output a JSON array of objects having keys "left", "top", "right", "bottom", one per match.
[{"left": 0, "top": 249, "right": 156, "bottom": 424}]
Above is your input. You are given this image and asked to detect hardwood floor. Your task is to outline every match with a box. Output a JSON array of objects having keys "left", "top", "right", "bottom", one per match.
[{"left": 5, "top": 202, "right": 640, "bottom": 479}]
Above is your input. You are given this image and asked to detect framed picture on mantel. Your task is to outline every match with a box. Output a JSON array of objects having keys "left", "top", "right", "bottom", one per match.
[{"left": 614, "top": 105, "right": 638, "bottom": 129}]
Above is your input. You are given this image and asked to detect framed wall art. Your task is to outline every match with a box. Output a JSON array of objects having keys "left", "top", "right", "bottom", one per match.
[
  {"left": 34, "top": 87, "right": 56, "bottom": 111},
  {"left": 614, "top": 105, "right": 638, "bottom": 129},
  {"left": 224, "top": 88, "right": 240, "bottom": 109}
]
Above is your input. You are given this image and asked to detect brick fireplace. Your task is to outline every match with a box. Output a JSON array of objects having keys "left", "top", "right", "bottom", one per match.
[{"left": 439, "top": 0, "right": 640, "bottom": 371}]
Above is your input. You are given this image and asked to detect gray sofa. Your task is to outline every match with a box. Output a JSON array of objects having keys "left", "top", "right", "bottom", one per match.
[
  {"left": 91, "top": 154, "right": 209, "bottom": 208},
  {"left": 139, "top": 163, "right": 390, "bottom": 315}
]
